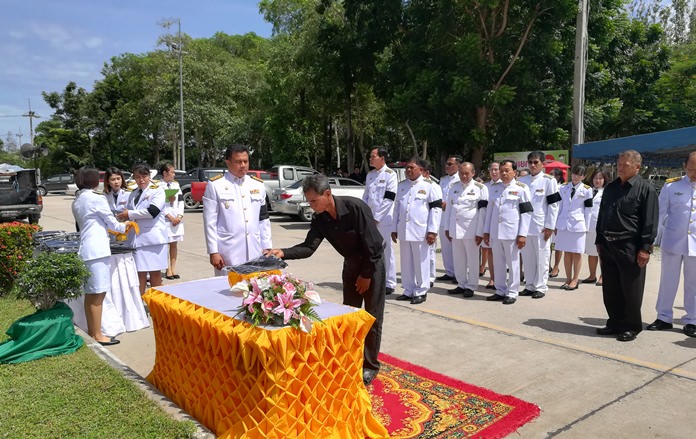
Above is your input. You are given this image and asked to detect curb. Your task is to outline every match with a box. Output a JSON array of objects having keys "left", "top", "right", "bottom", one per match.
[{"left": 76, "top": 327, "right": 215, "bottom": 439}]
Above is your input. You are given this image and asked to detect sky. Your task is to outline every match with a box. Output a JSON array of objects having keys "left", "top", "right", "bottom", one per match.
[{"left": 0, "top": 0, "right": 273, "bottom": 147}]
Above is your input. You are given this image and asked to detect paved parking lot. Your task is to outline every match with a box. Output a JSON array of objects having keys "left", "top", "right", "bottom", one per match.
[{"left": 39, "top": 194, "right": 696, "bottom": 437}]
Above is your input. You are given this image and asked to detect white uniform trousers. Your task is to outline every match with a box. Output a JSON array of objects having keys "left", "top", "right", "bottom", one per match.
[
  {"left": 491, "top": 238, "right": 521, "bottom": 298},
  {"left": 521, "top": 234, "right": 552, "bottom": 293},
  {"left": 439, "top": 224, "right": 455, "bottom": 277},
  {"left": 656, "top": 250, "right": 696, "bottom": 325},
  {"left": 377, "top": 222, "right": 396, "bottom": 289},
  {"left": 429, "top": 243, "right": 436, "bottom": 282},
  {"left": 400, "top": 240, "right": 430, "bottom": 297},
  {"left": 452, "top": 238, "right": 480, "bottom": 291}
]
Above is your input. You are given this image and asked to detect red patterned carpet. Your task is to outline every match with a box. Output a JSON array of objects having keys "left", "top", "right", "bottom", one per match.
[{"left": 369, "top": 353, "right": 540, "bottom": 438}]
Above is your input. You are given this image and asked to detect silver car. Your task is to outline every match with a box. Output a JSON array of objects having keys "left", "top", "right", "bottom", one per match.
[{"left": 271, "top": 177, "right": 365, "bottom": 222}]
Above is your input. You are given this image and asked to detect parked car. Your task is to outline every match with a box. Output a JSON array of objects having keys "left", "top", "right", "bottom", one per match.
[
  {"left": 66, "top": 171, "right": 110, "bottom": 196},
  {"left": 0, "top": 168, "right": 42, "bottom": 224},
  {"left": 647, "top": 174, "right": 669, "bottom": 193},
  {"left": 38, "top": 173, "right": 74, "bottom": 196},
  {"left": 271, "top": 177, "right": 365, "bottom": 222}
]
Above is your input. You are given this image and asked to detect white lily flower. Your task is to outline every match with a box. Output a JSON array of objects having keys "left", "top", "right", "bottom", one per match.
[
  {"left": 304, "top": 289, "right": 322, "bottom": 305},
  {"left": 299, "top": 313, "right": 313, "bottom": 333},
  {"left": 231, "top": 281, "right": 250, "bottom": 297}
]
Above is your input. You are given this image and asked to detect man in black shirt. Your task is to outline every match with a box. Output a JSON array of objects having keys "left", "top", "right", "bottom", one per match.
[
  {"left": 595, "top": 150, "right": 658, "bottom": 342},
  {"left": 266, "top": 174, "right": 386, "bottom": 385}
]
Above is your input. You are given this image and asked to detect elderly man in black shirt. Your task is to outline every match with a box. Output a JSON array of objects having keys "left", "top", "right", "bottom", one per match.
[
  {"left": 595, "top": 150, "right": 658, "bottom": 342},
  {"left": 266, "top": 174, "right": 386, "bottom": 385}
]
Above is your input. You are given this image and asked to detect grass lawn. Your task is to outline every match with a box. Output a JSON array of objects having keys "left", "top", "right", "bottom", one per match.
[{"left": 0, "top": 296, "right": 197, "bottom": 438}]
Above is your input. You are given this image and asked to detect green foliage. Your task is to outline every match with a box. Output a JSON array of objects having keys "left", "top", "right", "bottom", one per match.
[
  {"left": 14, "top": 252, "right": 89, "bottom": 311},
  {"left": 0, "top": 222, "right": 40, "bottom": 294},
  {"left": 654, "top": 42, "right": 696, "bottom": 128}
]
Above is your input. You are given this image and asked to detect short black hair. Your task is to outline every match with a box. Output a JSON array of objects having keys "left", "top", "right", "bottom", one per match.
[
  {"left": 571, "top": 165, "right": 587, "bottom": 176},
  {"left": 447, "top": 155, "right": 463, "bottom": 164},
  {"left": 527, "top": 151, "right": 545, "bottom": 162},
  {"left": 224, "top": 144, "right": 249, "bottom": 160},
  {"left": 302, "top": 174, "right": 331, "bottom": 195},
  {"left": 133, "top": 163, "right": 150, "bottom": 176},
  {"left": 77, "top": 167, "right": 100, "bottom": 190},
  {"left": 499, "top": 159, "right": 517, "bottom": 171},
  {"left": 374, "top": 147, "right": 389, "bottom": 161},
  {"left": 159, "top": 162, "right": 175, "bottom": 175}
]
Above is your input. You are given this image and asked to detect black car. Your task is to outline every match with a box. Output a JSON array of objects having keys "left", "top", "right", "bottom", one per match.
[{"left": 39, "top": 173, "right": 74, "bottom": 196}]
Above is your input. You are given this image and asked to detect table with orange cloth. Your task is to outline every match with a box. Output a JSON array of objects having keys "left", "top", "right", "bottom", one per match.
[{"left": 144, "top": 276, "right": 388, "bottom": 439}]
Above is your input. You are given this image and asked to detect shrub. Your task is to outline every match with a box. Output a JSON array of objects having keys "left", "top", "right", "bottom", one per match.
[
  {"left": 13, "top": 252, "right": 90, "bottom": 310},
  {"left": 0, "top": 222, "right": 40, "bottom": 294}
]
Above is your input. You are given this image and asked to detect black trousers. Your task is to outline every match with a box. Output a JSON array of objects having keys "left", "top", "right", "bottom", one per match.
[
  {"left": 342, "top": 257, "right": 386, "bottom": 373},
  {"left": 598, "top": 240, "right": 646, "bottom": 333}
]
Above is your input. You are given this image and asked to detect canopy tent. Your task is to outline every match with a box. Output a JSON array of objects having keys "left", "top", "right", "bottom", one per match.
[
  {"left": 573, "top": 126, "right": 696, "bottom": 167},
  {"left": 544, "top": 160, "right": 570, "bottom": 181}
]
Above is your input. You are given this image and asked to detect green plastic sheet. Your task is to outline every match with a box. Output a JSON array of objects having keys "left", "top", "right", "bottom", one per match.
[{"left": 0, "top": 301, "right": 83, "bottom": 364}]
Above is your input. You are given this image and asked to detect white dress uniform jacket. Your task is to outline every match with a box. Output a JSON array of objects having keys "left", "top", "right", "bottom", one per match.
[
  {"left": 556, "top": 183, "right": 593, "bottom": 232},
  {"left": 105, "top": 188, "right": 130, "bottom": 215},
  {"left": 653, "top": 176, "right": 696, "bottom": 325},
  {"left": 444, "top": 180, "right": 488, "bottom": 239},
  {"left": 484, "top": 180, "right": 533, "bottom": 240},
  {"left": 518, "top": 173, "right": 561, "bottom": 235},
  {"left": 362, "top": 165, "right": 398, "bottom": 226},
  {"left": 438, "top": 173, "right": 460, "bottom": 277},
  {"left": 127, "top": 184, "right": 168, "bottom": 247},
  {"left": 73, "top": 189, "right": 126, "bottom": 261},
  {"left": 162, "top": 180, "right": 185, "bottom": 240},
  {"left": 203, "top": 173, "right": 272, "bottom": 270},
  {"left": 481, "top": 179, "right": 504, "bottom": 248},
  {"left": 393, "top": 175, "right": 442, "bottom": 241}
]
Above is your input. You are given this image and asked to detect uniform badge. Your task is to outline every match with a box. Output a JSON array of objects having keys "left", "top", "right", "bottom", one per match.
[
  {"left": 250, "top": 189, "right": 260, "bottom": 194},
  {"left": 225, "top": 186, "right": 229, "bottom": 190},
  {"left": 467, "top": 190, "right": 475, "bottom": 195},
  {"left": 509, "top": 191, "right": 518, "bottom": 196},
  {"left": 418, "top": 189, "right": 426, "bottom": 194},
  {"left": 536, "top": 189, "right": 544, "bottom": 193},
  {"left": 675, "top": 192, "right": 684, "bottom": 196},
  {"left": 379, "top": 179, "right": 385, "bottom": 183},
  {"left": 224, "top": 200, "right": 230, "bottom": 209}
]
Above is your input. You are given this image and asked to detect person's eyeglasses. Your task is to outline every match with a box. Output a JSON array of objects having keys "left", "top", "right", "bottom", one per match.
[{"left": 529, "top": 160, "right": 541, "bottom": 164}]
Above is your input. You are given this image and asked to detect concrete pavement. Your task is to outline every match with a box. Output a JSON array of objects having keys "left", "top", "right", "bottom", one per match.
[{"left": 39, "top": 194, "right": 696, "bottom": 438}]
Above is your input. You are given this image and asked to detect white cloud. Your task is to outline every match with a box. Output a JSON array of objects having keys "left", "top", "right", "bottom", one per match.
[
  {"left": 27, "top": 21, "right": 103, "bottom": 52},
  {"left": 9, "top": 30, "right": 24, "bottom": 39}
]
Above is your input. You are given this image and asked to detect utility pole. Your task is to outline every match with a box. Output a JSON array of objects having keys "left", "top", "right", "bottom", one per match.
[
  {"left": 15, "top": 128, "right": 23, "bottom": 148},
  {"left": 178, "top": 18, "right": 186, "bottom": 171},
  {"left": 23, "top": 99, "right": 41, "bottom": 146},
  {"left": 572, "top": 0, "right": 589, "bottom": 148}
]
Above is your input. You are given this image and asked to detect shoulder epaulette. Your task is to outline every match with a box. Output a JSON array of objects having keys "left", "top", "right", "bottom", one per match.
[
  {"left": 173, "top": 179, "right": 178, "bottom": 184},
  {"left": 583, "top": 184, "right": 591, "bottom": 189},
  {"left": 125, "top": 187, "right": 133, "bottom": 192},
  {"left": 150, "top": 184, "right": 159, "bottom": 189},
  {"left": 666, "top": 177, "right": 680, "bottom": 184},
  {"left": 249, "top": 175, "right": 263, "bottom": 183},
  {"left": 424, "top": 178, "right": 433, "bottom": 183},
  {"left": 516, "top": 181, "right": 526, "bottom": 188},
  {"left": 92, "top": 190, "right": 103, "bottom": 195},
  {"left": 152, "top": 179, "right": 160, "bottom": 183},
  {"left": 385, "top": 168, "right": 394, "bottom": 173},
  {"left": 474, "top": 181, "right": 484, "bottom": 189},
  {"left": 209, "top": 174, "right": 223, "bottom": 181},
  {"left": 543, "top": 173, "right": 553, "bottom": 179}
]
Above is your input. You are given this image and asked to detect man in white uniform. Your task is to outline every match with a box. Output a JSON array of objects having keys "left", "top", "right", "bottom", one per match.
[
  {"left": 483, "top": 160, "right": 533, "bottom": 305},
  {"left": 436, "top": 155, "right": 462, "bottom": 282},
  {"left": 391, "top": 157, "right": 442, "bottom": 304},
  {"left": 203, "top": 144, "right": 272, "bottom": 275},
  {"left": 363, "top": 147, "right": 398, "bottom": 294},
  {"left": 648, "top": 152, "right": 696, "bottom": 337},
  {"left": 518, "top": 151, "right": 561, "bottom": 299},
  {"left": 444, "top": 162, "right": 488, "bottom": 297},
  {"left": 423, "top": 162, "right": 443, "bottom": 287}
]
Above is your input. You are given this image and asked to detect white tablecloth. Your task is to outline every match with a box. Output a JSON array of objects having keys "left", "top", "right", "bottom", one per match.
[{"left": 66, "top": 253, "right": 150, "bottom": 337}]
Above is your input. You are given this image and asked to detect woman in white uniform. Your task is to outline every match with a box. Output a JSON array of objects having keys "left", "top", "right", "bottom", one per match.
[
  {"left": 117, "top": 164, "right": 168, "bottom": 295},
  {"left": 72, "top": 167, "right": 129, "bottom": 345},
  {"left": 582, "top": 170, "right": 608, "bottom": 286},
  {"left": 103, "top": 167, "right": 130, "bottom": 218},
  {"left": 554, "top": 165, "right": 593, "bottom": 290},
  {"left": 159, "top": 162, "right": 185, "bottom": 280}
]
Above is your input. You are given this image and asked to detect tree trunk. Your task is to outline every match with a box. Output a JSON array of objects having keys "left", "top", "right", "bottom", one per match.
[
  {"left": 472, "top": 106, "right": 488, "bottom": 170},
  {"left": 405, "top": 120, "right": 418, "bottom": 157},
  {"left": 345, "top": 86, "right": 353, "bottom": 174}
]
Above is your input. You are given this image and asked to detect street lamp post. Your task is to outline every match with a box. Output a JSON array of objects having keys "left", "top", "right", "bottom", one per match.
[{"left": 177, "top": 19, "right": 186, "bottom": 171}]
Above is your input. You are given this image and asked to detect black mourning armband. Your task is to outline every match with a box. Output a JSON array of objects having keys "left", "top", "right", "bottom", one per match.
[
  {"left": 147, "top": 205, "right": 161, "bottom": 218},
  {"left": 428, "top": 199, "right": 443, "bottom": 210},
  {"left": 546, "top": 192, "right": 561, "bottom": 204},
  {"left": 584, "top": 198, "right": 593, "bottom": 208},
  {"left": 477, "top": 200, "right": 488, "bottom": 209},
  {"left": 519, "top": 201, "right": 533, "bottom": 214},
  {"left": 384, "top": 191, "right": 396, "bottom": 201},
  {"left": 259, "top": 204, "right": 270, "bottom": 221}
]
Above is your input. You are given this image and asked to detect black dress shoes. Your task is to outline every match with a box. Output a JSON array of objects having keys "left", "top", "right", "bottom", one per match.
[
  {"left": 502, "top": 297, "right": 516, "bottom": 305},
  {"left": 410, "top": 295, "right": 426, "bottom": 305},
  {"left": 581, "top": 277, "right": 597, "bottom": 284},
  {"left": 448, "top": 287, "right": 465, "bottom": 295},
  {"left": 363, "top": 369, "right": 378, "bottom": 385},
  {"left": 430, "top": 281, "right": 434, "bottom": 288},
  {"left": 98, "top": 338, "right": 121, "bottom": 346},
  {"left": 462, "top": 288, "right": 475, "bottom": 298},
  {"left": 646, "top": 319, "right": 673, "bottom": 331},
  {"left": 385, "top": 287, "right": 394, "bottom": 295},
  {"left": 485, "top": 283, "right": 496, "bottom": 290},
  {"left": 684, "top": 324, "right": 696, "bottom": 337},
  {"left": 617, "top": 331, "right": 637, "bottom": 342},
  {"left": 596, "top": 326, "right": 620, "bottom": 336},
  {"left": 436, "top": 274, "right": 455, "bottom": 281},
  {"left": 395, "top": 294, "right": 411, "bottom": 301},
  {"left": 486, "top": 294, "right": 505, "bottom": 302},
  {"left": 531, "top": 291, "right": 545, "bottom": 299},
  {"left": 519, "top": 289, "right": 534, "bottom": 297}
]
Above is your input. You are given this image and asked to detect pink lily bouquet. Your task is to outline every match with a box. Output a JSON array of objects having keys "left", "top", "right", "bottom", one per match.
[{"left": 232, "top": 273, "right": 323, "bottom": 333}]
